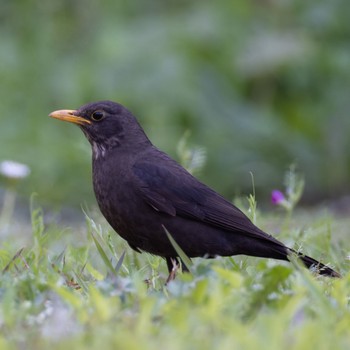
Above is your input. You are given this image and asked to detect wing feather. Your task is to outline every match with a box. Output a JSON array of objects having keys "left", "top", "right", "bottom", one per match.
[{"left": 133, "top": 161, "right": 280, "bottom": 244}]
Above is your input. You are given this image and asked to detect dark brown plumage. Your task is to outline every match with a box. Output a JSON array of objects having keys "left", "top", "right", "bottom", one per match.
[{"left": 50, "top": 101, "right": 340, "bottom": 278}]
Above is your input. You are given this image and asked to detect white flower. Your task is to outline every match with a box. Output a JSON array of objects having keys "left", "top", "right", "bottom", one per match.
[{"left": 0, "top": 160, "right": 31, "bottom": 179}]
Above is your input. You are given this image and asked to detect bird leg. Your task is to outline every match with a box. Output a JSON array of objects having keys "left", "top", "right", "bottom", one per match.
[
  {"left": 165, "top": 257, "right": 180, "bottom": 284},
  {"left": 165, "top": 257, "right": 192, "bottom": 283}
]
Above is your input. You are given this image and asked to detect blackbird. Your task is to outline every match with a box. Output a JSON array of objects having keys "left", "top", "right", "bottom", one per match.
[{"left": 50, "top": 101, "right": 340, "bottom": 278}]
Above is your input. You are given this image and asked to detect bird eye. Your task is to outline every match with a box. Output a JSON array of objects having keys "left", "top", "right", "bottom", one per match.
[{"left": 91, "top": 111, "right": 104, "bottom": 121}]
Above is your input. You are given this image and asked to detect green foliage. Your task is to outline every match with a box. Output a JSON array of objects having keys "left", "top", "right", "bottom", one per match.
[
  {"left": 284, "top": 165, "right": 305, "bottom": 212},
  {"left": 1, "top": 1, "right": 350, "bottom": 345},
  {"left": 0, "top": 198, "right": 349, "bottom": 349},
  {"left": 1, "top": 0, "right": 350, "bottom": 205}
]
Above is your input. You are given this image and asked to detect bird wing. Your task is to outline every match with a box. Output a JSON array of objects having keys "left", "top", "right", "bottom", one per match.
[{"left": 132, "top": 161, "right": 279, "bottom": 243}]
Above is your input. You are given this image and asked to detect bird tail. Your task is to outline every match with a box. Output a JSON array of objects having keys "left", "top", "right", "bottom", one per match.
[
  {"left": 276, "top": 244, "right": 340, "bottom": 278},
  {"left": 244, "top": 237, "right": 340, "bottom": 278},
  {"left": 296, "top": 251, "right": 341, "bottom": 278}
]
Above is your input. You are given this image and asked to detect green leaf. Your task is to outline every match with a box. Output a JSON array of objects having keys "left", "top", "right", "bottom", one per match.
[{"left": 213, "top": 267, "right": 243, "bottom": 288}]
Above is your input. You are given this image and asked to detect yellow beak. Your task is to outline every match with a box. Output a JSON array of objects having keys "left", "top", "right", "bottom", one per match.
[{"left": 49, "top": 109, "right": 91, "bottom": 125}]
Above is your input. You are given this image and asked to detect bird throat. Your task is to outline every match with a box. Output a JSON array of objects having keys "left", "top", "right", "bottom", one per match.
[
  {"left": 90, "top": 137, "right": 121, "bottom": 159},
  {"left": 92, "top": 142, "right": 107, "bottom": 159}
]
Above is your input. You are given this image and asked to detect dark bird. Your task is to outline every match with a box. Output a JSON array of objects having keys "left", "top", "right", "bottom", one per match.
[{"left": 50, "top": 101, "right": 340, "bottom": 279}]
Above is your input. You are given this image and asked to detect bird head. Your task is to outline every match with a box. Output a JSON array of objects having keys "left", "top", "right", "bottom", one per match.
[{"left": 50, "top": 101, "right": 151, "bottom": 157}]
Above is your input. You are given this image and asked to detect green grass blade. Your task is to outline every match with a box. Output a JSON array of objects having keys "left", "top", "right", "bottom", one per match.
[
  {"left": 114, "top": 250, "right": 126, "bottom": 274},
  {"left": 162, "top": 225, "right": 192, "bottom": 271},
  {"left": 2, "top": 247, "right": 25, "bottom": 273},
  {"left": 90, "top": 232, "right": 117, "bottom": 276}
]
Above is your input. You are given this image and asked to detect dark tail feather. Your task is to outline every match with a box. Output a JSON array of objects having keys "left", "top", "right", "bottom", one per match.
[
  {"left": 248, "top": 239, "right": 341, "bottom": 278},
  {"left": 297, "top": 252, "right": 341, "bottom": 278},
  {"left": 237, "top": 234, "right": 340, "bottom": 277}
]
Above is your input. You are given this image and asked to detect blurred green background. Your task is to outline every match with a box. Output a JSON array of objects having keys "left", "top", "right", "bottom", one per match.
[{"left": 1, "top": 0, "right": 350, "bottom": 207}]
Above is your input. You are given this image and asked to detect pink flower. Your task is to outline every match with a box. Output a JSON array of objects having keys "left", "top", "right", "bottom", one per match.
[{"left": 271, "top": 190, "right": 285, "bottom": 205}]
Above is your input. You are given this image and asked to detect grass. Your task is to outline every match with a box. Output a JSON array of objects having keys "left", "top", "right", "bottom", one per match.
[{"left": 0, "top": 194, "right": 349, "bottom": 350}]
